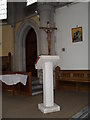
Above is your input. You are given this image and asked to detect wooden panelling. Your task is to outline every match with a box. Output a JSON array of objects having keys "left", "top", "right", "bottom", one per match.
[
  {"left": 55, "top": 66, "right": 89, "bottom": 92},
  {"left": 0, "top": 52, "right": 11, "bottom": 72}
]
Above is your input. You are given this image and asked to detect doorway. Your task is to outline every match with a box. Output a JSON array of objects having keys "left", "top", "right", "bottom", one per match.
[{"left": 26, "top": 28, "right": 37, "bottom": 76}]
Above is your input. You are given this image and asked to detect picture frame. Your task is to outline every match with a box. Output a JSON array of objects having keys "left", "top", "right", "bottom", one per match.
[{"left": 72, "top": 27, "right": 83, "bottom": 43}]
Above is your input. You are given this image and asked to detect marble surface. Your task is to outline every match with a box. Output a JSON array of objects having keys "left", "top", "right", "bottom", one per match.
[{"left": 38, "top": 103, "right": 60, "bottom": 114}]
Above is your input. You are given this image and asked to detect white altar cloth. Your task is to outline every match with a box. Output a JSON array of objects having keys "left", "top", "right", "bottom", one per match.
[{"left": 0, "top": 74, "right": 28, "bottom": 85}]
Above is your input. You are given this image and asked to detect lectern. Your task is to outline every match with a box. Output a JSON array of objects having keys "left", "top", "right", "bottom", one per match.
[{"left": 35, "top": 55, "right": 60, "bottom": 113}]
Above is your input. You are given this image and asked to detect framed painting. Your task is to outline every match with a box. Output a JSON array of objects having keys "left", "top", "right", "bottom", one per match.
[{"left": 72, "top": 27, "right": 83, "bottom": 43}]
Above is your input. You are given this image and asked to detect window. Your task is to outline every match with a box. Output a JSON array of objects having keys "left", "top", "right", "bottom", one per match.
[
  {"left": 27, "top": 0, "right": 37, "bottom": 6},
  {"left": 0, "top": 0, "right": 7, "bottom": 20}
]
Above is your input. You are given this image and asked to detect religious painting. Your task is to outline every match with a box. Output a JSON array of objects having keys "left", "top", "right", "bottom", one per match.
[{"left": 72, "top": 27, "right": 83, "bottom": 43}]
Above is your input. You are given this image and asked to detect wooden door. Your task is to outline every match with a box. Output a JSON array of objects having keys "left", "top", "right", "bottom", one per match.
[{"left": 26, "top": 28, "right": 37, "bottom": 76}]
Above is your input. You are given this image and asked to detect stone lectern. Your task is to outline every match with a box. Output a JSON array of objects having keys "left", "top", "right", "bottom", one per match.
[{"left": 35, "top": 55, "right": 60, "bottom": 114}]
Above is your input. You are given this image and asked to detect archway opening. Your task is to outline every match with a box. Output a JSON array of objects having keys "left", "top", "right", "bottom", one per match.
[{"left": 25, "top": 27, "right": 37, "bottom": 76}]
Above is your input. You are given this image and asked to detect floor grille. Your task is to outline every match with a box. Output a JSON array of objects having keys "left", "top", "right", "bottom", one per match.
[{"left": 70, "top": 106, "right": 89, "bottom": 119}]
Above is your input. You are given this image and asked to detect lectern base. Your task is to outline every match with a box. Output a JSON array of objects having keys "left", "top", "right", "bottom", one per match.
[{"left": 38, "top": 103, "right": 60, "bottom": 114}]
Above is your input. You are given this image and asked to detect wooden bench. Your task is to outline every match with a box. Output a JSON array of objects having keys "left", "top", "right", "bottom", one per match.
[
  {"left": 55, "top": 66, "right": 90, "bottom": 92},
  {"left": 0, "top": 52, "right": 12, "bottom": 72},
  {"left": 2, "top": 71, "right": 32, "bottom": 96},
  {"left": 0, "top": 53, "right": 33, "bottom": 96}
]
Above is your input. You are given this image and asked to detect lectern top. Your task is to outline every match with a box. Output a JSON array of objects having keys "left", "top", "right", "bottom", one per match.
[
  {"left": 40, "top": 55, "right": 59, "bottom": 60},
  {"left": 35, "top": 55, "right": 60, "bottom": 69}
]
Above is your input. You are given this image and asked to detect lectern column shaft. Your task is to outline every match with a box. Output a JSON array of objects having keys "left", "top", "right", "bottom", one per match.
[{"left": 43, "top": 62, "right": 54, "bottom": 107}]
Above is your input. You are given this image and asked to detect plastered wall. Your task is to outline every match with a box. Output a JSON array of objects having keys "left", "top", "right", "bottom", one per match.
[
  {"left": 2, "top": 24, "right": 13, "bottom": 56},
  {"left": 55, "top": 2, "right": 88, "bottom": 70},
  {"left": 1, "top": 15, "right": 40, "bottom": 57}
]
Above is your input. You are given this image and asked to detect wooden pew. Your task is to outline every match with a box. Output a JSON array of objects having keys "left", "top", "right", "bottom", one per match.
[
  {"left": 55, "top": 66, "right": 90, "bottom": 92},
  {"left": 0, "top": 52, "right": 12, "bottom": 72},
  {"left": 0, "top": 53, "right": 32, "bottom": 96}
]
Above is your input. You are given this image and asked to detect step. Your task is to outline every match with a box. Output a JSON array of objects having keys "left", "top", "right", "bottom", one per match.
[
  {"left": 32, "top": 77, "right": 40, "bottom": 85},
  {"left": 32, "top": 90, "right": 43, "bottom": 96},
  {"left": 32, "top": 77, "right": 39, "bottom": 81},
  {"left": 32, "top": 85, "right": 43, "bottom": 96},
  {"left": 32, "top": 84, "right": 43, "bottom": 91},
  {"left": 32, "top": 80, "right": 40, "bottom": 85},
  {"left": 31, "top": 76, "right": 43, "bottom": 95}
]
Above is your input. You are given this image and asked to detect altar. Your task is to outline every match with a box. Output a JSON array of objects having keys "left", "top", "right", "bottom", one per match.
[
  {"left": 0, "top": 74, "right": 29, "bottom": 95},
  {"left": 0, "top": 74, "right": 28, "bottom": 85}
]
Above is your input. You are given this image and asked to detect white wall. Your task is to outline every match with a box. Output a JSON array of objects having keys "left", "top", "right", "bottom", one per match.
[{"left": 55, "top": 2, "right": 88, "bottom": 70}]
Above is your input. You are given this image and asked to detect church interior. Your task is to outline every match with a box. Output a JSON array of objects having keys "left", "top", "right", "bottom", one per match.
[{"left": 0, "top": 1, "right": 90, "bottom": 119}]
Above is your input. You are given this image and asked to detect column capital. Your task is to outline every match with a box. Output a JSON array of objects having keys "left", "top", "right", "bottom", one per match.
[{"left": 37, "top": 2, "right": 55, "bottom": 13}]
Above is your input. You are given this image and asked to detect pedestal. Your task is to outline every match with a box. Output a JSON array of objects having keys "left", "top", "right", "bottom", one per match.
[
  {"left": 35, "top": 55, "right": 60, "bottom": 114},
  {"left": 38, "top": 103, "right": 60, "bottom": 114}
]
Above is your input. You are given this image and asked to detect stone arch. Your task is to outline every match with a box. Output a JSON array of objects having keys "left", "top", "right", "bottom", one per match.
[{"left": 15, "top": 19, "right": 40, "bottom": 71}]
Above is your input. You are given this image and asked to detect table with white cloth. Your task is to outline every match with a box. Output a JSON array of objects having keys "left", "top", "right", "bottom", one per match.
[{"left": 0, "top": 74, "right": 28, "bottom": 94}]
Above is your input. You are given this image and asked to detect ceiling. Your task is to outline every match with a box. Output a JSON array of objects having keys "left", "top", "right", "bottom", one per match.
[
  {"left": 48, "top": 2, "right": 72, "bottom": 8},
  {"left": 38, "top": 2, "right": 72, "bottom": 8},
  {"left": 2, "top": 2, "right": 73, "bottom": 25}
]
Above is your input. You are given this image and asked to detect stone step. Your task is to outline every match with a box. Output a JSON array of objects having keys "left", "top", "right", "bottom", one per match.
[
  {"left": 32, "top": 80, "right": 40, "bottom": 85},
  {"left": 32, "top": 84, "right": 43, "bottom": 91},
  {"left": 32, "top": 76, "right": 40, "bottom": 84},
  {"left": 32, "top": 77, "right": 39, "bottom": 81},
  {"left": 32, "top": 90, "right": 43, "bottom": 96},
  {"left": 31, "top": 76, "right": 43, "bottom": 95},
  {"left": 32, "top": 84, "right": 43, "bottom": 96}
]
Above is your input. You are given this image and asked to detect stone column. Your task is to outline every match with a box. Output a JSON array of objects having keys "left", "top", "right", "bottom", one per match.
[
  {"left": 38, "top": 3, "right": 55, "bottom": 55},
  {"left": 38, "top": 3, "right": 56, "bottom": 84},
  {"left": 11, "top": 24, "right": 15, "bottom": 71},
  {"left": 43, "top": 62, "right": 54, "bottom": 107}
]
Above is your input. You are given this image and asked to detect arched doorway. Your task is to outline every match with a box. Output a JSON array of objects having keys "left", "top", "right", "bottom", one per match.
[
  {"left": 26, "top": 28, "right": 37, "bottom": 76},
  {"left": 15, "top": 19, "right": 40, "bottom": 72}
]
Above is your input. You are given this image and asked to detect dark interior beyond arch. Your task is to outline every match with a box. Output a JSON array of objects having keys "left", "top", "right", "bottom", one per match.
[{"left": 26, "top": 28, "right": 37, "bottom": 76}]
